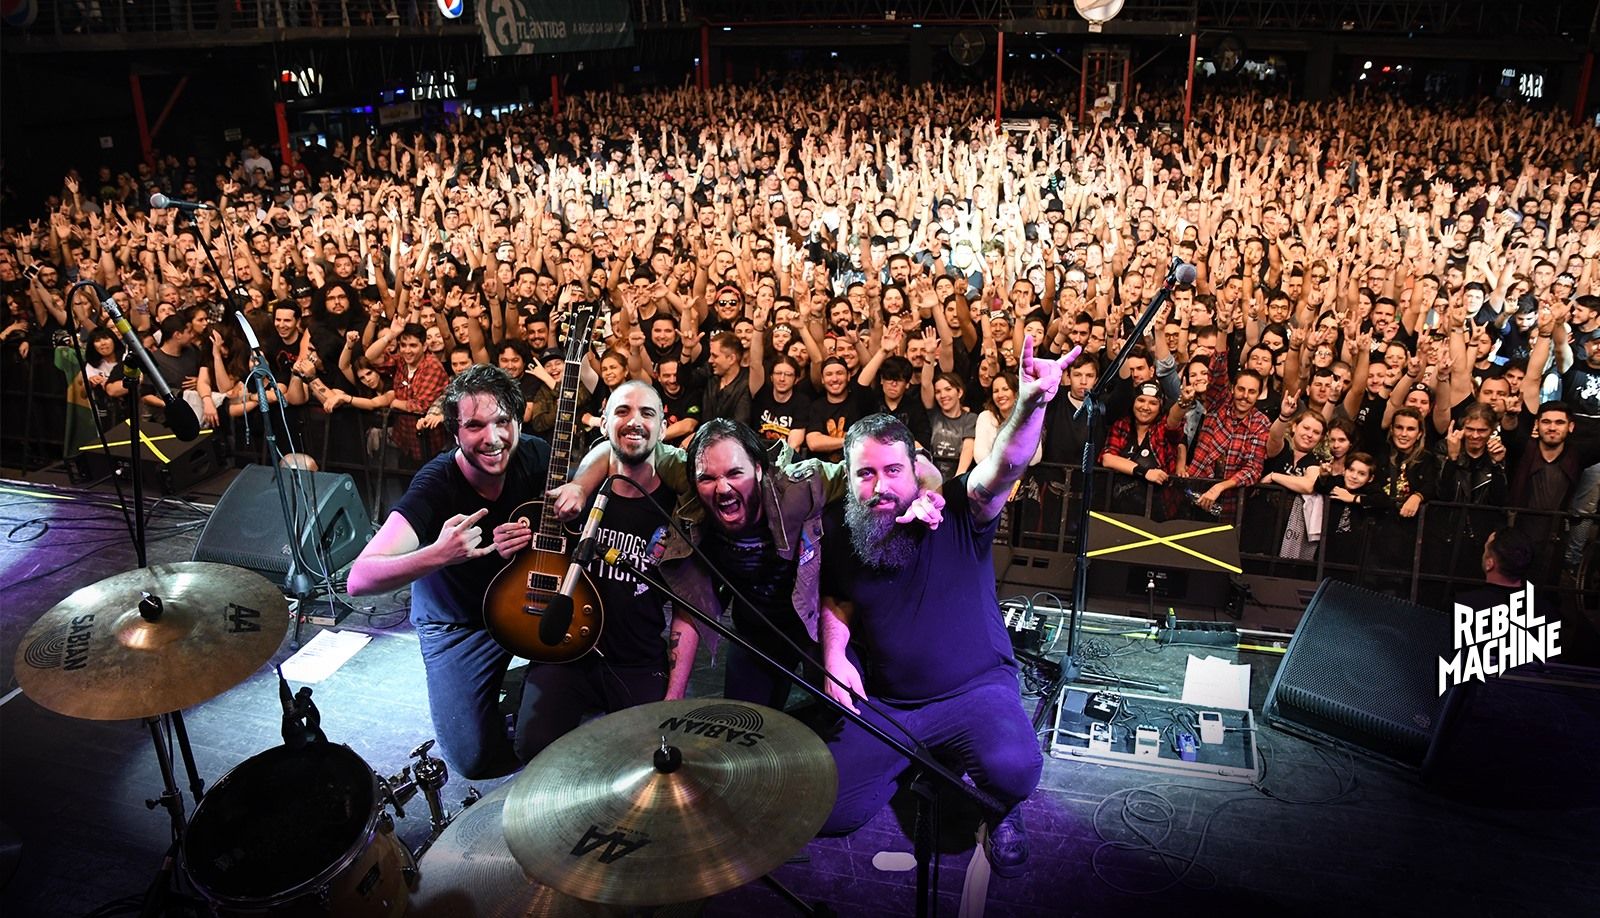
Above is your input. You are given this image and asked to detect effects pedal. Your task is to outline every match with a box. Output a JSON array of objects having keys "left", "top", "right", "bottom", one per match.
[
  {"left": 1085, "top": 691, "right": 1121, "bottom": 723},
  {"left": 1134, "top": 725, "right": 1160, "bottom": 758},
  {"left": 1197, "top": 710, "right": 1224, "bottom": 745},
  {"left": 1088, "top": 722, "right": 1112, "bottom": 753},
  {"left": 1175, "top": 731, "right": 1199, "bottom": 762}
]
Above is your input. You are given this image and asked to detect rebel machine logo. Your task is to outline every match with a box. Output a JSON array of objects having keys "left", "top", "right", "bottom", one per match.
[
  {"left": 1438, "top": 585, "right": 1561, "bottom": 695},
  {"left": 657, "top": 702, "right": 767, "bottom": 747}
]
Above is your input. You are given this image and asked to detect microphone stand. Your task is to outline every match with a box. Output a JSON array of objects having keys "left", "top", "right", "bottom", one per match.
[
  {"left": 1032, "top": 260, "right": 1192, "bottom": 729},
  {"left": 62, "top": 282, "right": 208, "bottom": 915},
  {"left": 596, "top": 496, "right": 1003, "bottom": 918},
  {"left": 245, "top": 352, "right": 322, "bottom": 649}
]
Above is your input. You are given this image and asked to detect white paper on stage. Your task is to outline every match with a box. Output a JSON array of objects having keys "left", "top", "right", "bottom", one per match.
[
  {"left": 280, "top": 629, "right": 371, "bottom": 684},
  {"left": 1181, "top": 654, "right": 1251, "bottom": 710}
]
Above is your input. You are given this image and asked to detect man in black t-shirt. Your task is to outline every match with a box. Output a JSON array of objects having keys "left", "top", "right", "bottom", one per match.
[
  {"left": 752, "top": 356, "right": 813, "bottom": 452},
  {"left": 655, "top": 358, "right": 704, "bottom": 446},
  {"left": 818, "top": 336, "right": 1075, "bottom": 879},
  {"left": 143, "top": 314, "right": 222, "bottom": 429},
  {"left": 511, "top": 380, "right": 698, "bottom": 758},
  {"left": 806, "top": 356, "right": 869, "bottom": 461},
  {"left": 348, "top": 365, "right": 552, "bottom": 779}
]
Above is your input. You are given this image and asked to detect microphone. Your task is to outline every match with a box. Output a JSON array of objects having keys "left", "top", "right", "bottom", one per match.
[
  {"left": 540, "top": 479, "right": 613, "bottom": 647},
  {"left": 149, "top": 192, "right": 215, "bottom": 212},
  {"left": 573, "top": 479, "right": 612, "bottom": 567},
  {"left": 235, "top": 309, "right": 262, "bottom": 352},
  {"left": 1171, "top": 260, "right": 1198, "bottom": 286},
  {"left": 99, "top": 290, "right": 201, "bottom": 442}
]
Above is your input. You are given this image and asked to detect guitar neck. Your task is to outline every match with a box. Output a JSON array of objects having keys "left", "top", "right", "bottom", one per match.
[{"left": 537, "top": 331, "right": 591, "bottom": 541}]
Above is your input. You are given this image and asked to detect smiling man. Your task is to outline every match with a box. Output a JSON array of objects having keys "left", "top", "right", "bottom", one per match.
[
  {"left": 555, "top": 416, "right": 945, "bottom": 712},
  {"left": 506, "top": 380, "right": 699, "bottom": 755},
  {"left": 816, "top": 336, "right": 1078, "bottom": 879},
  {"left": 348, "top": 365, "right": 552, "bottom": 779}
]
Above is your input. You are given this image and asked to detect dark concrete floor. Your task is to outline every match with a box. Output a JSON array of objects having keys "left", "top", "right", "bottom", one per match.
[{"left": 1, "top": 474, "right": 1597, "bottom": 918}]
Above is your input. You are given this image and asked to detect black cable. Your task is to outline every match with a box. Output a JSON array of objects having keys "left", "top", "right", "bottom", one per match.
[
  {"left": 81, "top": 893, "right": 145, "bottom": 918},
  {"left": 7, "top": 526, "right": 197, "bottom": 589}
]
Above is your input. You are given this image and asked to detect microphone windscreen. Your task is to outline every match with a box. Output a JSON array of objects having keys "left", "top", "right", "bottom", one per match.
[
  {"left": 539, "top": 593, "right": 575, "bottom": 646},
  {"left": 1174, "top": 263, "right": 1198, "bottom": 284},
  {"left": 149, "top": 192, "right": 170, "bottom": 210},
  {"left": 165, "top": 397, "right": 202, "bottom": 442}
]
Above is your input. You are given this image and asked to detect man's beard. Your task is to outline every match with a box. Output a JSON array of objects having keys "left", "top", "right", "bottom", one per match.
[{"left": 845, "top": 490, "right": 920, "bottom": 570}]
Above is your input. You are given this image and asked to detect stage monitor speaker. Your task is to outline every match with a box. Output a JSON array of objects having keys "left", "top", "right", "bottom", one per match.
[
  {"left": 1083, "top": 511, "right": 1238, "bottom": 611},
  {"left": 193, "top": 464, "right": 372, "bottom": 585},
  {"left": 79, "top": 419, "right": 221, "bottom": 494},
  {"left": 1262, "top": 579, "right": 1463, "bottom": 773}
]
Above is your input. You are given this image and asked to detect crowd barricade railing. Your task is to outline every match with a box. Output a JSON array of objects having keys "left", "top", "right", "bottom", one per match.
[
  {"left": 1003, "top": 462, "right": 1598, "bottom": 609},
  {"left": 14, "top": 386, "right": 1597, "bottom": 601}
]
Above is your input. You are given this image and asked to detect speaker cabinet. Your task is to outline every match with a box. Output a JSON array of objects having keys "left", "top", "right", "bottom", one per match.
[
  {"left": 192, "top": 465, "right": 372, "bottom": 584},
  {"left": 79, "top": 419, "right": 221, "bottom": 494},
  {"left": 1263, "top": 579, "right": 1463, "bottom": 773}
]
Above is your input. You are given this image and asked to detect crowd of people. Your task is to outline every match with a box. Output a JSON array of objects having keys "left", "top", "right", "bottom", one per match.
[
  {"left": 2, "top": 73, "right": 1598, "bottom": 599},
  {"left": 4, "top": 69, "right": 1599, "bottom": 880}
]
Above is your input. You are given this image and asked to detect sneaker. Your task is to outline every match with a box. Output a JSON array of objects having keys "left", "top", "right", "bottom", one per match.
[{"left": 983, "top": 806, "right": 1029, "bottom": 878}]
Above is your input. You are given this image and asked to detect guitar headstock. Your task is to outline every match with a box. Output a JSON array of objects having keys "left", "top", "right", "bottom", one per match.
[{"left": 555, "top": 301, "right": 598, "bottom": 362}]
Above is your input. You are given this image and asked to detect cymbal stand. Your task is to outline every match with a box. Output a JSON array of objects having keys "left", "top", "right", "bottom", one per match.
[
  {"left": 138, "top": 711, "right": 206, "bottom": 918},
  {"left": 143, "top": 715, "right": 188, "bottom": 838}
]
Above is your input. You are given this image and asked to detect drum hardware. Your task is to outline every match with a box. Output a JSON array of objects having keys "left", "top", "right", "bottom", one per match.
[
  {"left": 380, "top": 739, "right": 478, "bottom": 859},
  {"left": 182, "top": 742, "right": 417, "bottom": 917},
  {"left": 278, "top": 666, "right": 328, "bottom": 749},
  {"left": 15, "top": 563, "right": 288, "bottom": 826}
]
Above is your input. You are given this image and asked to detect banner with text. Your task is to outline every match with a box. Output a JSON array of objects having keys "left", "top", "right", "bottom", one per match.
[{"left": 479, "top": 0, "right": 634, "bottom": 58}]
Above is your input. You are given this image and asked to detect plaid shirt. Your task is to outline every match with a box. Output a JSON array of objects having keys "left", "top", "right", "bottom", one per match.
[
  {"left": 1189, "top": 402, "right": 1272, "bottom": 516},
  {"left": 386, "top": 352, "right": 449, "bottom": 461},
  {"left": 1102, "top": 417, "right": 1181, "bottom": 475}
]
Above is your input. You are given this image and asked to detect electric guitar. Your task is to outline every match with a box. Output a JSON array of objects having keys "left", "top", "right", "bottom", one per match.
[{"left": 482, "top": 303, "right": 603, "bottom": 662}]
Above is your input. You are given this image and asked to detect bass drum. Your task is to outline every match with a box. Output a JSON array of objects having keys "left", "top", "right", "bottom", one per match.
[{"left": 182, "top": 743, "right": 415, "bottom": 917}]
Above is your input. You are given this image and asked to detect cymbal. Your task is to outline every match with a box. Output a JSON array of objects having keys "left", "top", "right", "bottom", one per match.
[
  {"left": 411, "top": 783, "right": 703, "bottom": 918},
  {"left": 15, "top": 562, "right": 287, "bottom": 720},
  {"left": 503, "top": 700, "right": 836, "bottom": 908}
]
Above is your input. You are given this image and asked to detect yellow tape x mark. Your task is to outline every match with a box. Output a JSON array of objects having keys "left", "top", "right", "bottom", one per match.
[
  {"left": 1085, "top": 511, "right": 1242, "bottom": 574},
  {"left": 76, "top": 429, "right": 200, "bottom": 464}
]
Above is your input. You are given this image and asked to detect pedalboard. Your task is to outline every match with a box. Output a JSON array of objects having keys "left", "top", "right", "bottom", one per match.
[{"left": 1051, "top": 690, "right": 1258, "bottom": 784}]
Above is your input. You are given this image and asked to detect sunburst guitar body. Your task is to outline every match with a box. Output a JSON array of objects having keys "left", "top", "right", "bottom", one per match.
[
  {"left": 483, "top": 500, "right": 603, "bottom": 662},
  {"left": 482, "top": 302, "right": 604, "bottom": 662}
]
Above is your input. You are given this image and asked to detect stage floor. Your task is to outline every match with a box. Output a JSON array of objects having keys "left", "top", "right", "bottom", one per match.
[{"left": 1, "top": 478, "right": 1597, "bottom": 918}]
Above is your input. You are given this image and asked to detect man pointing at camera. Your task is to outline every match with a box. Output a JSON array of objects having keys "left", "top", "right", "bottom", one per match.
[{"left": 817, "top": 335, "right": 1079, "bottom": 878}]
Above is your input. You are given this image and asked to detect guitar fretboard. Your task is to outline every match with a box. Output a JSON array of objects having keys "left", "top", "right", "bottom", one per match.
[{"left": 536, "top": 308, "right": 594, "bottom": 544}]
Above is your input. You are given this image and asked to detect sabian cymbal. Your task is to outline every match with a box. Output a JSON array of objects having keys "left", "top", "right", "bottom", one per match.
[
  {"left": 411, "top": 783, "right": 703, "bottom": 918},
  {"left": 503, "top": 700, "right": 836, "bottom": 908},
  {"left": 15, "top": 562, "right": 287, "bottom": 720}
]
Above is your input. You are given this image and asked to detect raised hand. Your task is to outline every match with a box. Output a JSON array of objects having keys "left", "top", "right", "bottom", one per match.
[
  {"left": 432, "top": 508, "right": 495, "bottom": 565},
  {"left": 896, "top": 488, "right": 945, "bottom": 530},
  {"left": 1017, "top": 333, "right": 1075, "bottom": 406}
]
